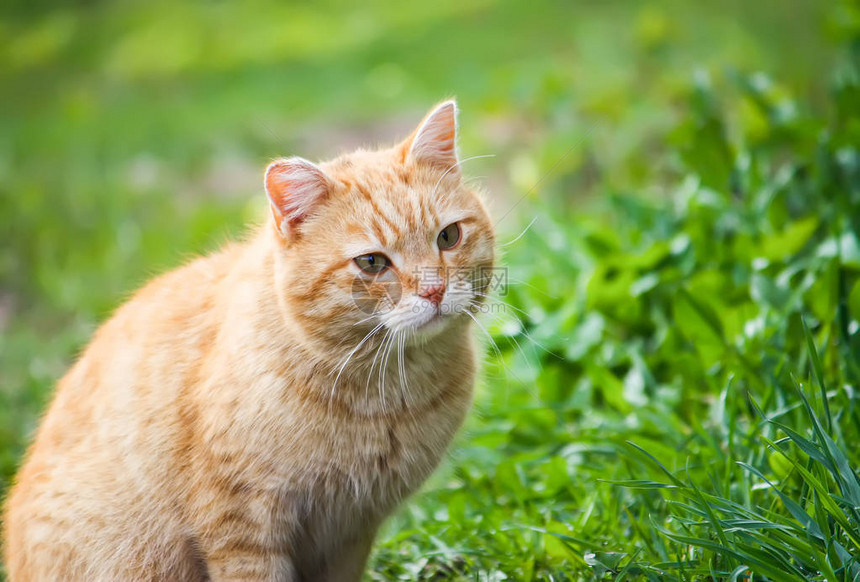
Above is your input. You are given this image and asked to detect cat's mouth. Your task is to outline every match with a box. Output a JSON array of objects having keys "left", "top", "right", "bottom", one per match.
[
  {"left": 405, "top": 306, "right": 450, "bottom": 340},
  {"left": 387, "top": 292, "right": 475, "bottom": 340}
]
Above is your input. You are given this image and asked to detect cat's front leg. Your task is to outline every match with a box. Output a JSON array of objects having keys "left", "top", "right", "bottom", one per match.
[
  {"left": 314, "top": 534, "right": 376, "bottom": 582},
  {"left": 193, "top": 489, "right": 299, "bottom": 582},
  {"left": 205, "top": 552, "right": 297, "bottom": 582}
]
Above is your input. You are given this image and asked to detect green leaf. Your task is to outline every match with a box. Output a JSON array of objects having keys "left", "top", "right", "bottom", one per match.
[{"left": 759, "top": 216, "right": 819, "bottom": 261}]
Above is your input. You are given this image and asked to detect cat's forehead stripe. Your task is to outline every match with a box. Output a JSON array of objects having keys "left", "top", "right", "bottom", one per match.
[{"left": 350, "top": 179, "right": 404, "bottom": 236}]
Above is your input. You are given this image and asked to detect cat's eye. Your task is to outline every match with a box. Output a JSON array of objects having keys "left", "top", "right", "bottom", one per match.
[
  {"left": 437, "top": 223, "right": 461, "bottom": 250},
  {"left": 354, "top": 253, "right": 391, "bottom": 274}
]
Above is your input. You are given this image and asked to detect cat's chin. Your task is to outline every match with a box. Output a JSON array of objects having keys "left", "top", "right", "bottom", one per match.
[
  {"left": 410, "top": 312, "right": 447, "bottom": 339},
  {"left": 403, "top": 311, "right": 467, "bottom": 344}
]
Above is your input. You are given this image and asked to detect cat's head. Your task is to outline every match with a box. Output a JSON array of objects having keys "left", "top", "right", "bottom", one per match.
[{"left": 265, "top": 100, "right": 495, "bottom": 351}]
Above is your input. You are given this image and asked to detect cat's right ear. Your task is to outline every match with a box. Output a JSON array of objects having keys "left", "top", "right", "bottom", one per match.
[
  {"left": 404, "top": 100, "right": 459, "bottom": 173},
  {"left": 265, "top": 157, "right": 332, "bottom": 239}
]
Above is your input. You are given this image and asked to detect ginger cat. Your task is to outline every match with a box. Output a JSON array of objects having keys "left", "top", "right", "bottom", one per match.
[{"left": 3, "top": 101, "right": 495, "bottom": 581}]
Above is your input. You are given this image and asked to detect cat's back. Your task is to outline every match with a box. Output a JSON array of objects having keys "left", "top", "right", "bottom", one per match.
[{"left": 3, "top": 243, "right": 243, "bottom": 581}]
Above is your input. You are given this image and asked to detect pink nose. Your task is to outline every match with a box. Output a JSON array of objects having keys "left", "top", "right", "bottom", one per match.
[{"left": 419, "top": 284, "right": 445, "bottom": 307}]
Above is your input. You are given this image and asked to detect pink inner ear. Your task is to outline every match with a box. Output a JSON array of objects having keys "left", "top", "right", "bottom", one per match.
[
  {"left": 265, "top": 158, "right": 330, "bottom": 230},
  {"left": 409, "top": 101, "right": 459, "bottom": 169}
]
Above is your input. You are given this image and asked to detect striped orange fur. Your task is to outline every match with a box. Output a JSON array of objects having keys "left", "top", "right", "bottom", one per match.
[{"left": 3, "top": 101, "right": 495, "bottom": 581}]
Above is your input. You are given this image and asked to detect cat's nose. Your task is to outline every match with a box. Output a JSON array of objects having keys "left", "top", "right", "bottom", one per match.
[{"left": 418, "top": 284, "right": 445, "bottom": 307}]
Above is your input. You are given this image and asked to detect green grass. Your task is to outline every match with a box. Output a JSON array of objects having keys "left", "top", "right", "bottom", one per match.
[
  {"left": 3, "top": 0, "right": 860, "bottom": 580},
  {"left": 367, "top": 45, "right": 860, "bottom": 577}
]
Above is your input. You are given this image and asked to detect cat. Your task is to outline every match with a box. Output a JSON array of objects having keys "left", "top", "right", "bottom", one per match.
[{"left": 3, "top": 100, "right": 495, "bottom": 581}]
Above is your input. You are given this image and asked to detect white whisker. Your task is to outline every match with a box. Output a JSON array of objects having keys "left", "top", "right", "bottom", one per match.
[
  {"left": 330, "top": 322, "right": 385, "bottom": 409},
  {"left": 366, "top": 328, "right": 391, "bottom": 409},
  {"left": 462, "top": 308, "right": 527, "bottom": 386},
  {"left": 480, "top": 305, "right": 558, "bottom": 361},
  {"left": 378, "top": 330, "right": 398, "bottom": 414},
  {"left": 468, "top": 308, "right": 549, "bottom": 404},
  {"left": 471, "top": 291, "right": 531, "bottom": 318},
  {"left": 352, "top": 313, "right": 378, "bottom": 327},
  {"left": 431, "top": 154, "right": 496, "bottom": 198},
  {"left": 503, "top": 276, "right": 558, "bottom": 299},
  {"left": 499, "top": 216, "right": 538, "bottom": 248},
  {"left": 396, "top": 332, "right": 413, "bottom": 411}
]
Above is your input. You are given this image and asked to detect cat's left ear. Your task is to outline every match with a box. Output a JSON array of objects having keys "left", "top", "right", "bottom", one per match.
[
  {"left": 265, "top": 157, "right": 332, "bottom": 239},
  {"left": 404, "top": 100, "right": 459, "bottom": 173}
]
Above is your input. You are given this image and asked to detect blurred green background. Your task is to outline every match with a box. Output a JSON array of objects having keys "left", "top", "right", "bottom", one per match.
[{"left": 3, "top": 0, "right": 860, "bottom": 579}]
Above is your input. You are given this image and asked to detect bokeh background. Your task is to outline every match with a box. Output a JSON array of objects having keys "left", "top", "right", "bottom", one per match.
[{"left": 3, "top": 1, "right": 860, "bottom": 579}]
